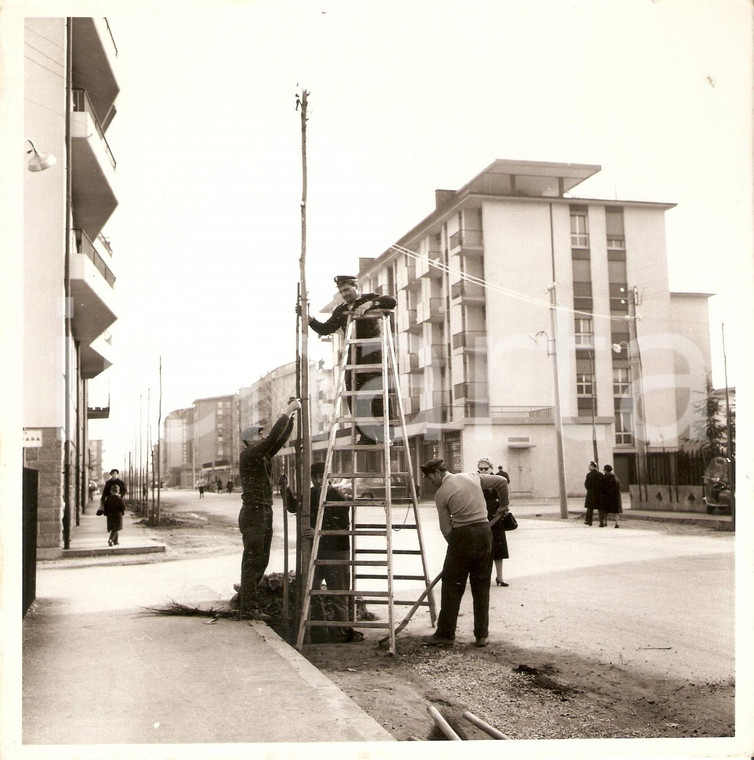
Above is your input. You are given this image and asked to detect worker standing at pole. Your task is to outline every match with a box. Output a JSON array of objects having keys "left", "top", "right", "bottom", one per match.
[
  {"left": 419, "top": 458, "right": 507, "bottom": 648},
  {"left": 305, "top": 275, "right": 396, "bottom": 444},
  {"left": 237, "top": 397, "right": 301, "bottom": 619}
]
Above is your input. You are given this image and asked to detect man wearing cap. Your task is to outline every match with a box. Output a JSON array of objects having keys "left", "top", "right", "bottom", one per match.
[
  {"left": 306, "top": 275, "right": 396, "bottom": 444},
  {"left": 237, "top": 397, "right": 301, "bottom": 619},
  {"left": 287, "top": 461, "right": 363, "bottom": 642},
  {"left": 419, "top": 458, "right": 508, "bottom": 648}
]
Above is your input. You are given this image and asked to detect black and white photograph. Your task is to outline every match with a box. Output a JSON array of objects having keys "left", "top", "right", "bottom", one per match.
[{"left": 1, "top": 1, "right": 752, "bottom": 759}]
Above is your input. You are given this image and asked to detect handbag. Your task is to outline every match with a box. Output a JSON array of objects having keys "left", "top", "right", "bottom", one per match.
[
  {"left": 502, "top": 511, "right": 518, "bottom": 531},
  {"left": 96, "top": 507, "right": 104, "bottom": 516}
]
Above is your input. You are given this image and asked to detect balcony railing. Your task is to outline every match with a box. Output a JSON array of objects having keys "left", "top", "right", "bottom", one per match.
[
  {"left": 453, "top": 381, "right": 489, "bottom": 399},
  {"left": 449, "top": 229, "right": 483, "bottom": 250},
  {"left": 450, "top": 280, "right": 485, "bottom": 301},
  {"left": 490, "top": 406, "right": 553, "bottom": 420},
  {"left": 74, "top": 229, "right": 116, "bottom": 287},
  {"left": 452, "top": 331, "right": 486, "bottom": 351},
  {"left": 417, "top": 249, "right": 443, "bottom": 278},
  {"left": 72, "top": 88, "right": 117, "bottom": 168}
]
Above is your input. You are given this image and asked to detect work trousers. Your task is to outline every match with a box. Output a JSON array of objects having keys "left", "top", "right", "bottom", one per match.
[
  {"left": 311, "top": 549, "right": 350, "bottom": 634},
  {"left": 238, "top": 503, "right": 273, "bottom": 613},
  {"left": 436, "top": 522, "right": 493, "bottom": 640}
]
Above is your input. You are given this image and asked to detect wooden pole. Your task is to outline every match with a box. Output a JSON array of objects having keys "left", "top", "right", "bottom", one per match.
[
  {"left": 296, "top": 88, "right": 312, "bottom": 606},
  {"left": 156, "top": 356, "right": 162, "bottom": 525}
]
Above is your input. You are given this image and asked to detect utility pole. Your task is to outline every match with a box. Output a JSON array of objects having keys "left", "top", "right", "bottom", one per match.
[
  {"left": 548, "top": 286, "right": 569, "bottom": 519},
  {"left": 156, "top": 356, "right": 162, "bottom": 525},
  {"left": 296, "top": 88, "right": 312, "bottom": 598},
  {"left": 721, "top": 323, "right": 735, "bottom": 528}
]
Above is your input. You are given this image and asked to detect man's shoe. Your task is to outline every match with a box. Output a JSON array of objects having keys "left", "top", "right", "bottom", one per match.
[
  {"left": 422, "top": 633, "right": 454, "bottom": 647},
  {"left": 474, "top": 637, "right": 488, "bottom": 648}
]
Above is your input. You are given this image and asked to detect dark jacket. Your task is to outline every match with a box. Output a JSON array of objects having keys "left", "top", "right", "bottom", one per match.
[
  {"left": 584, "top": 469, "right": 603, "bottom": 509},
  {"left": 309, "top": 293, "right": 396, "bottom": 338},
  {"left": 239, "top": 413, "right": 295, "bottom": 507},
  {"left": 103, "top": 493, "right": 125, "bottom": 531},
  {"left": 288, "top": 484, "right": 350, "bottom": 553},
  {"left": 101, "top": 477, "right": 127, "bottom": 502},
  {"left": 601, "top": 473, "right": 623, "bottom": 513}
]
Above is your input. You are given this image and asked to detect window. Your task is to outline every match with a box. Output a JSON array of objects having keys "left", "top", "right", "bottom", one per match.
[
  {"left": 606, "top": 207, "right": 625, "bottom": 249},
  {"left": 570, "top": 207, "right": 589, "bottom": 248},
  {"left": 615, "top": 410, "right": 634, "bottom": 445},
  {"left": 576, "top": 373, "right": 593, "bottom": 397},
  {"left": 574, "top": 317, "right": 594, "bottom": 346},
  {"left": 613, "top": 367, "right": 631, "bottom": 396}
]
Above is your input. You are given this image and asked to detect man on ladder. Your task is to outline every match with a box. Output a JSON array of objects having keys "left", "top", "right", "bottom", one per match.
[{"left": 306, "top": 275, "right": 396, "bottom": 444}]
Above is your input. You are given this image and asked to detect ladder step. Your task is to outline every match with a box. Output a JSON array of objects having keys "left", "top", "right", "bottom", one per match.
[
  {"left": 315, "top": 559, "right": 388, "bottom": 566},
  {"left": 344, "top": 363, "right": 383, "bottom": 370},
  {"left": 341, "top": 390, "right": 397, "bottom": 398},
  {"left": 355, "top": 523, "right": 418, "bottom": 530},
  {"left": 309, "top": 589, "right": 390, "bottom": 597},
  {"left": 345, "top": 338, "right": 383, "bottom": 345},
  {"left": 323, "top": 499, "right": 414, "bottom": 507},
  {"left": 354, "top": 549, "right": 423, "bottom": 555},
  {"left": 328, "top": 472, "right": 410, "bottom": 479},
  {"left": 304, "top": 620, "right": 391, "bottom": 629},
  {"left": 354, "top": 574, "right": 431, "bottom": 581},
  {"left": 336, "top": 417, "right": 400, "bottom": 425},
  {"left": 363, "top": 599, "right": 432, "bottom": 607},
  {"left": 331, "top": 443, "right": 405, "bottom": 451}
]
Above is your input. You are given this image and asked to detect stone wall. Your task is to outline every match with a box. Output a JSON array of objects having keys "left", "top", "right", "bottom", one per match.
[{"left": 23, "top": 427, "right": 64, "bottom": 559}]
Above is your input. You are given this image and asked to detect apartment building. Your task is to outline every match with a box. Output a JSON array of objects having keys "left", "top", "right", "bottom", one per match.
[
  {"left": 193, "top": 395, "right": 240, "bottom": 487},
  {"left": 23, "top": 18, "right": 121, "bottom": 556},
  {"left": 318, "top": 160, "right": 711, "bottom": 498},
  {"left": 162, "top": 408, "right": 195, "bottom": 487}
]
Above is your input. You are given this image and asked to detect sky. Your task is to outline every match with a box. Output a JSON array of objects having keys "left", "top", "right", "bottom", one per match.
[{"left": 17, "top": 0, "right": 753, "bottom": 466}]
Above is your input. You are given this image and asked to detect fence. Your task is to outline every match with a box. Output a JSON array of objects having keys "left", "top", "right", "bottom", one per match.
[{"left": 639, "top": 449, "right": 707, "bottom": 488}]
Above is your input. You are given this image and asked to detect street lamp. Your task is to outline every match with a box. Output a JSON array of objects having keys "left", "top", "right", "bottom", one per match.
[{"left": 25, "top": 139, "right": 57, "bottom": 172}]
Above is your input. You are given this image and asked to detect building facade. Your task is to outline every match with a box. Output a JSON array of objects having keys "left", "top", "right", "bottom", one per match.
[
  {"left": 162, "top": 408, "right": 195, "bottom": 488},
  {"left": 193, "top": 395, "right": 240, "bottom": 488},
  {"left": 314, "top": 160, "right": 712, "bottom": 498},
  {"left": 23, "top": 18, "right": 121, "bottom": 556}
]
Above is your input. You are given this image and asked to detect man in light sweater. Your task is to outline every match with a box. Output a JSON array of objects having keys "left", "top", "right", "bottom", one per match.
[{"left": 420, "top": 458, "right": 509, "bottom": 648}]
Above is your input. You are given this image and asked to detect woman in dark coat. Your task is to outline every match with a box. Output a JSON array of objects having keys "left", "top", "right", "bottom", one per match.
[
  {"left": 103, "top": 484, "right": 126, "bottom": 546},
  {"left": 478, "top": 458, "right": 510, "bottom": 586},
  {"left": 601, "top": 464, "right": 623, "bottom": 528}
]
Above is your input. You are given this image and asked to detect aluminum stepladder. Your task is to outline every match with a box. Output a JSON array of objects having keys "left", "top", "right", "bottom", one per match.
[{"left": 295, "top": 310, "right": 437, "bottom": 655}]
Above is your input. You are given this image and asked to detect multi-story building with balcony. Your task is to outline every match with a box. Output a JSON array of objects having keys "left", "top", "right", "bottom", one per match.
[
  {"left": 193, "top": 395, "right": 240, "bottom": 488},
  {"left": 23, "top": 18, "right": 121, "bottom": 556},
  {"left": 314, "top": 160, "right": 712, "bottom": 498}
]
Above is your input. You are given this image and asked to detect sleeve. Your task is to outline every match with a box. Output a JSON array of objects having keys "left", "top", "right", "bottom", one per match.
[
  {"left": 480, "top": 474, "right": 509, "bottom": 507},
  {"left": 247, "top": 413, "right": 293, "bottom": 459},
  {"left": 372, "top": 295, "right": 396, "bottom": 310},
  {"left": 285, "top": 486, "right": 298, "bottom": 514},
  {"left": 267, "top": 414, "right": 295, "bottom": 458},
  {"left": 309, "top": 305, "right": 346, "bottom": 336},
  {"left": 119, "top": 479, "right": 128, "bottom": 498}
]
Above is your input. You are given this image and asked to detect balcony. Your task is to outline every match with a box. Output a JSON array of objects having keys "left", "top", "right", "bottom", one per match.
[
  {"left": 453, "top": 381, "right": 489, "bottom": 400},
  {"left": 420, "top": 343, "right": 446, "bottom": 368},
  {"left": 80, "top": 330, "right": 114, "bottom": 380},
  {"left": 450, "top": 280, "right": 485, "bottom": 302},
  {"left": 448, "top": 229, "right": 483, "bottom": 255},
  {"left": 490, "top": 406, "right": 553, "bottom": 422},
  {"left": 416, "top": 297, "right": 445, "bottom": 323},
  {"left": 452, "top": 330, "right": 487, "bottom": 352},
  {"left": 404, "top": 353, "right": 421, "bottom": 374},
  {"left": 396, "top": 261, "right": 418, "bottom": 290},
  {"left": 417, "top": 249, "right": 443, "bottom": 278},
  {"left": 396, "top": 308, "right": 417, "bottom": 333},
  {"left": 71, "top": 89, "right": 118, "bottom": 237},
  {"left": 72, "top": 18, "right": 120, "bottom": 131},
  {"left": 70, "top": 229, "right": 118, "bottom": 349}
]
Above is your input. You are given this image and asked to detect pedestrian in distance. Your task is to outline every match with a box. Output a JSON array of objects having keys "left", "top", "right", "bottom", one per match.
[
  {"left": 601, "top": 464, "right": 623, "bottom": 528},
  {"left": 237, "top": 397, "right": 301, "bottom": 620},
  {"left": 305, "top": 275, "right": 396, "bottom": 444},
  {"left": 287, "top": 461, "right": 363, "bottom": 642},
  {"left": 420, "top": 458, "right": 507, "bottom": 648},
  {"left": 584, "top": 461, "right": 603, "bottom": 526},
  {"left": 216, "top": 477, "right": 223, "bottom": 494},
  {"left": 101, "top": 468, "right": 127, "bottom": 507},
  {"left": 477, "top": 458, "right": 511, "bottom": 587},
  {"left": 196, "top": 478, "right": 207, "bottom": 498},
  {"left": 102, "top": 484, "right": 126, "bottom": 547},
  {"left": 226, "top": 478, "right": 234, "bottom": 494},
  {"left": 496, "top": 465, "right": 509, "bottom": 481}
]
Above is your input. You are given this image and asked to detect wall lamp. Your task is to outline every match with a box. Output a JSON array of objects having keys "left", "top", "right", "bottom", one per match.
[{"left": 26, "top": 139, "right": 57, "bottom": 172}]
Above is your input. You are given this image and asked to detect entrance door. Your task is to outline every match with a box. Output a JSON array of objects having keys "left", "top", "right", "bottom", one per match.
[{"left": 507, "top": 448, "right": 532, "bottom": 495}]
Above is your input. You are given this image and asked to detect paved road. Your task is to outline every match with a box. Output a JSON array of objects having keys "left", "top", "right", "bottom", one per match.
[{"left": 136, "top": 489, "right": 735, "bottom": 685}]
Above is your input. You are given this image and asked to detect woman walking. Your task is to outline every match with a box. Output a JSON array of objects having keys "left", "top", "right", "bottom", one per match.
[
  {"left": 103, "top": 484, "right": 126, "bottom": 546},
  {"left": 601, "top": 464, "right": 623, "bottom": 528}
]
